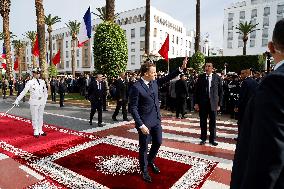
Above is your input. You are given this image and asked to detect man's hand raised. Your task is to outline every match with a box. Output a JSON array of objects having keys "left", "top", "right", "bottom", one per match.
[{"left": 181, "top": 56, "right": 188, "bottom": 70}]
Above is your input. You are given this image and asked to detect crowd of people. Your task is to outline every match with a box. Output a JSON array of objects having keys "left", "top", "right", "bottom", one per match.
[{"left": 1, "top": 18, "right": 283, "bottom": 188}]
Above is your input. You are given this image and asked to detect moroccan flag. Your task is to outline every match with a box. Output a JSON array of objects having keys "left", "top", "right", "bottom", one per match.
[
  {"left": 33, "top": 35, "right": 39, "bottom": 57},
  {"left": 14, "top": 58, "right": 18, "bottom": 71},
  {"left": 77, "top": 7, "right": 92, "bottom": 47},
  {"left": 1, "top": 59, "right": 6, "bottom": 70},
  {"left": 52, "top": 49, "right": 61, "bottom": 65},
  {"left": 158, "top": 34, "right": 170, "bottom": 62},
  {"left": 1, "top": 45, "right": 6, "bottom": 59}
]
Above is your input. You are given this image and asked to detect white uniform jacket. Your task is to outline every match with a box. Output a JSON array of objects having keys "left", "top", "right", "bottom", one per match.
[{"left": 16, "top": 78, "right": 48, "bottom": 105}]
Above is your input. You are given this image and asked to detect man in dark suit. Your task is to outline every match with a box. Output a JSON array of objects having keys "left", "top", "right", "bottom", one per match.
[
  {"left": 58, "top": 78, "right": 66, "bottom": 107},
  {"left": 230, "top": 19, "right": 284, "bottom": 189},
  {"left": 234, "top": 69, "right": 258, "bottom": 136},
  {"left": 112, "top": 72, "right": 129, "bottom": 121},
  {"left": 194, "top": 63, "right": 223, "bottom": 146},
  {"left": 88, "top": 74, "right": 106, "bottom": 127},
  {"left": 175, "top": 74, "right": 189, "bottom": 119},
  {"left": 129, "top": 57, "right": 188, "bottom": 183},
  {"left": 50, "top": 76, "right": 58, "bottom": 102}
]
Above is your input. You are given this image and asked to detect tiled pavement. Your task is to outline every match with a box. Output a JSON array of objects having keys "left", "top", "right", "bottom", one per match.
[{"left": 0, "top": 103, "right": 236, "bottom": 188}]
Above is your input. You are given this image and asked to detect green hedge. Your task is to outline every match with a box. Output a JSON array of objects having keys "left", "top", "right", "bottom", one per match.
[{"left": 156, "top": 55, "right": 266, "bottom": 74}]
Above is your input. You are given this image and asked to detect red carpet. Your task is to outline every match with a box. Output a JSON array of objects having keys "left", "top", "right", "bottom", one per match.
[{"left": 0, "top": 113, "right": 218, "bottom": 188}]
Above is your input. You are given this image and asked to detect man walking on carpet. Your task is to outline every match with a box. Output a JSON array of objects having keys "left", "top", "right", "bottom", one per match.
[
  {"left": 129, "top": 57, "right": 188, "bottom": 183},
  {"left": 13, "top": 68, "right": 48, "bottom": 138}
]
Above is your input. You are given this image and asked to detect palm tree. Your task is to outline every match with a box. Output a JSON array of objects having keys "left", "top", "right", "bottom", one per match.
[
  {"left": 12, "top": 40, "right": 26, "bottom": 76},
  {"left": 194, "top": 0, "right": 200, "bottom": 53},
  {"left": 66, "top": 20, "right": 80, "bottom": 78},
  {"left": 0, "top": 31, "right": 16, "bottom": 40},
  {"left": 145, "top": 0, "right": 150, "bottom": 56},
  {"left": 93, "top": 6, "right": 107, "bottom": 21},
  {"left": 92, "top": 6, "right": 119, "bottom": 21},
  {"left": 45, "top": 14, "right": 61, "bottom": 67},
  {"left": 0, "top": 0, "right": 12, "bottom": 79},
  {"left": 35, "top": 0, "right": 48, "bottom": 79},
  {"left": 106, "top": 0, "right": 115, "bottom": 22},
  {"left": 236, "top": 21, "right": 259, "bottom": 55},
  {"left": 24, "top": 31, "right": 37, "bottom": 68}
]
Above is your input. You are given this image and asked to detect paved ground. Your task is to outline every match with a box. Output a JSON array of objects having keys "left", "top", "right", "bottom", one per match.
[{"left": 0, "top": 95, "right": 237, "bottom": 188}]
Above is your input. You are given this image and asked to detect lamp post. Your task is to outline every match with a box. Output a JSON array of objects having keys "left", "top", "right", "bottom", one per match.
[
  {"left": 264, "top": 51, "right": 271, "bottom": 73},
  {"left": 224, "top": 62, "right": 228, "bottom": 75}
]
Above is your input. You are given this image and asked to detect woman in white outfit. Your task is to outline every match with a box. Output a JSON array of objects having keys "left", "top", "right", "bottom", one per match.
[{"left": 13, "top": 68, "right": 48, "bottom": 138}]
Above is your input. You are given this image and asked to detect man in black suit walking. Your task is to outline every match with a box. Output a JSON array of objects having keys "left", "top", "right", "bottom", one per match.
[
  {"left": 230, "top": 19, "right": 284, "bottom": 189},
  {"left": 129, "top": 57, "right": 188, "bottom": 183},
  {"left": 88, "top": 74, "right": 106, "bottom": 127},
  {"left": 112, "top": 72, "right": 129, "bottom": 121},
  {"left": 194, "top": 63, "right": 223, "bottom": 146},
  {"left": 175, "top": 74, "right": 189, "bottom": 119},
  {"left": 234, "top": 68, "right": 258, "bottom": 136}
]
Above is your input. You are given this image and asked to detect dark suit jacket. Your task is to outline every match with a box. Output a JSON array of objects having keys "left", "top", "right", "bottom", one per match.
[
  {"left": 114, "top": 78, "right": 128, "bottom": 101},
  {"left": 130, "top": 69, "right": 181, "bottom": 129},
  {"left": 88, "top": 80, "right": 106, "bottom": 102},
  {"left": 175, "top": 79, "right": 188, "bottom": 98},
  {"left": 230, "top": 63, "right": 284, "bottom": 189},
  {"left": 237, "top": 77, "right": 258, "bottom": 125},
  {"left": 194, "top": 73, "right": 223, "bottom": 111}
]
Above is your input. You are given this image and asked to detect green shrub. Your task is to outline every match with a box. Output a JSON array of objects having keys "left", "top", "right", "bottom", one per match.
[
  {"left": 93, "top": 21, "right": 128, "bottom": 78},
  {"left": 156, "top": 55, "right": 265, "bottom": 74}
]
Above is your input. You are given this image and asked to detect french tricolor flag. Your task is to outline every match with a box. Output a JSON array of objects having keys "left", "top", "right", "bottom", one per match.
[
  {"left": 1, "top": 45, "right": 6, "bottom": 59},
  {"left": 77, "top": 7, "right": 92, "bottom": 47}
]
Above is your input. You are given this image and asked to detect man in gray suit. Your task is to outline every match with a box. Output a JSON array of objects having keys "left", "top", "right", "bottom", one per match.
[{"left": 194, "top": 63, "right": 223, "bottom": 146}]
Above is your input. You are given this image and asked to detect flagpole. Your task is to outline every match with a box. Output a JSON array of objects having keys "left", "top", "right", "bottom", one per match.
[{"left": 167, "top": 59, "right": 170, "bottom": 74}]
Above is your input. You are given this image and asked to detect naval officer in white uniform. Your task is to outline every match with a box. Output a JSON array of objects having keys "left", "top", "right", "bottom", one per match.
[{"left": 13, "top": 68, "right": 48, "bottom": 138}]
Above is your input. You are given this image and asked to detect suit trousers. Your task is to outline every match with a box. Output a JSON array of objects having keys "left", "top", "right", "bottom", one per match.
[
  {"left": 113, "top": 100, "right": 128, "bottom": 119},
  {"left": 176, "top": 97, "right": 186, "bottom": 118},
  {"left": 199, "top": 100, "right": 217, "bottom": 142},
  {"left": 30, "top": 104, "right": 45, "bottom": 135},
  {"left": 137, "top": 125, "right": 162, "bottom": 172},
  {"left": 59, "top": 93, "right": 65, "bottom": 107},
  {"left": 51, "top": 89, "right": 56, "bottom": 102},
  {"left": 90, "top": 101, "right": 102, "bottom": 124}
]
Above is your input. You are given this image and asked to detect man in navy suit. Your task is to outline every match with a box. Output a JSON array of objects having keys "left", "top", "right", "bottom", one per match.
[
  {"left": 88, "top": 74, "right": 106, "bottom": 127},
  {"left": 194, "top": 63, "right": 223, "bottom": 146},
  {"left": 129, "top": 57, "right": 188, "bottom": 182},
  {"left": 234, "top": 68, "right": 258, "bottom": 137},
  {"left": 230, "top": 19, "right": 284, "bottom": 189}
]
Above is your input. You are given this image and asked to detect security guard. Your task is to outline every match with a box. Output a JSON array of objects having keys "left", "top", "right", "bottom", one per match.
[{"left": 13, "top": 68, "right": 48, "bottom": 138}]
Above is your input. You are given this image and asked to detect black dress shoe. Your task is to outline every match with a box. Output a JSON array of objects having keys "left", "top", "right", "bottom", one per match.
[
  {"left": 34, "top": 135, "right": 39, "bottom": 138},
  {"left": 209, "top": 141, "right": 218, "bottom": 146},
  {"left": 148, "top": 163, "right": 160, "bottom": 174},
  {"left": 41, "top": 132, "right": 47, "bottom": 136},
  {"left": 142, "top": 171, "right": 152, "bottom": 183},
  {"left": 123, "top": 118, "right": 130, "bottom": 121},
  {"left": 112, "top": 117, "right": 118, "bottom": 121},
  {"left": 103, "top": 109, "right": 108, "bottom": 111},
  {"left": 199, "top": 140, "right": 206, "bottom": 145},
  {"left": 89, "top": 121, "right": 92, "bottom": 125},
  {"left": 98, "top": 123, "right": 104, "bottom": 127}
]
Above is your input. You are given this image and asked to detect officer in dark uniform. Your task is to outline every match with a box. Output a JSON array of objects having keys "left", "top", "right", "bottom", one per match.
[
  {"left": 58, "top": 77, "right": 66, "bottom": 107},
  {"left": 16, "top": 76, "right": 25, "bottom": 102},
  {"left": 50, "top": 76, "right": 58, "bottom": 102},
  {"left": 227, "top": 74, "right": 240, "bottom": 119}
]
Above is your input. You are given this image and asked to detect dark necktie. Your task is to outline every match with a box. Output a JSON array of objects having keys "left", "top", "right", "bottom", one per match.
[
  {"left": 148, "top": 82, "right": 154, "bottom": 94},
  {"left": 98, "top": 82, "right": 101, "bottom": 90},
  {"left": 37, "top": 79, "right": 40, "bottom": 85},
  {"left": 206, "top": 75, "right": 209, "bottom": 96}
]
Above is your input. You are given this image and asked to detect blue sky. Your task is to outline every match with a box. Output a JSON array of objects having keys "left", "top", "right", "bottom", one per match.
[{"left": 0, "top": 0, "right": 236, "bottom": 47}]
